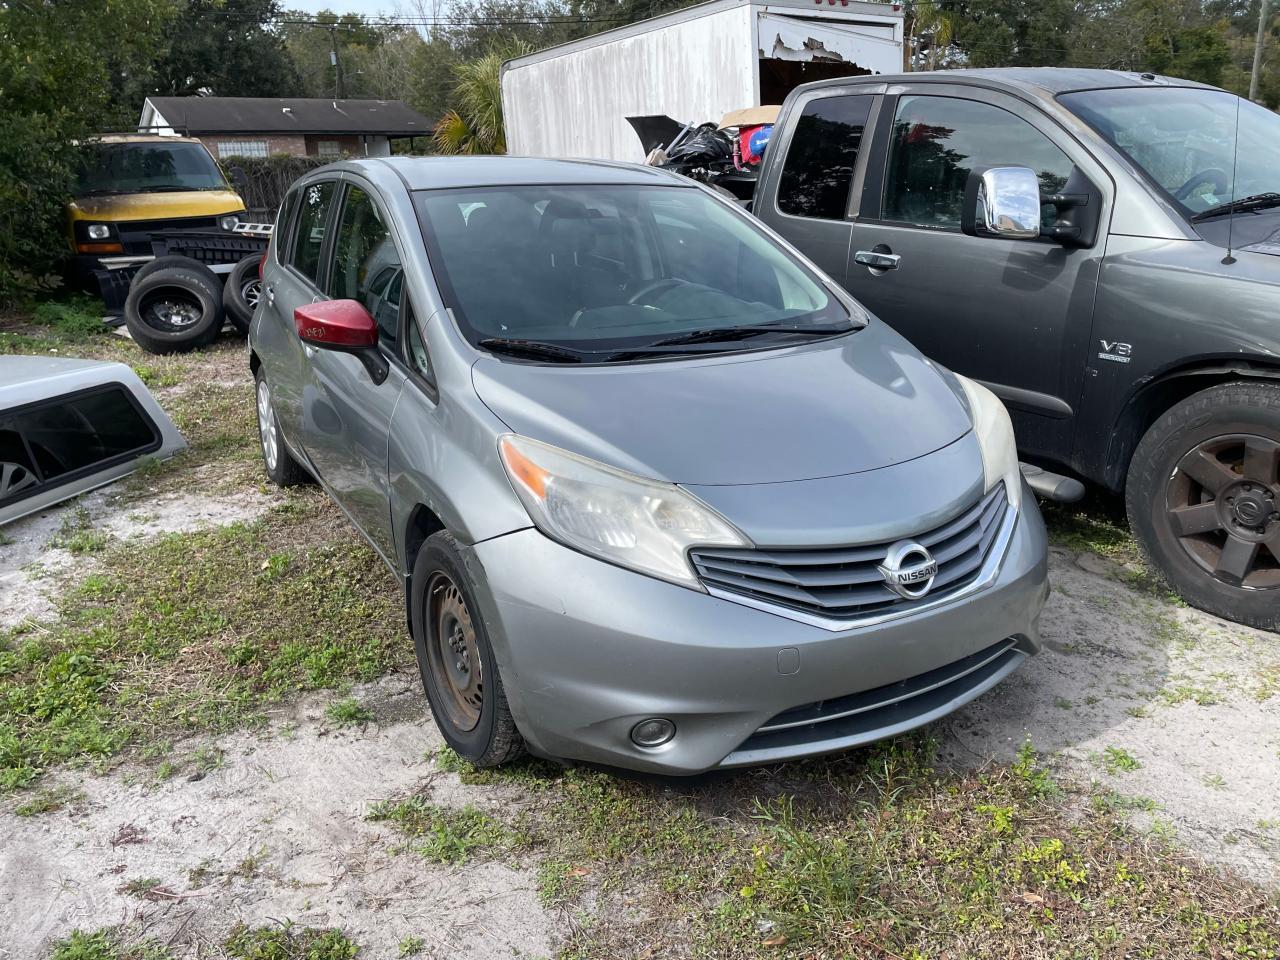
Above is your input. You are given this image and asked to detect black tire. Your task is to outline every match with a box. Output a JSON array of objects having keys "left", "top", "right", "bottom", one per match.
[
  {"left": 124, "top": 264, "right": 224, "bottom": 354},
  {"left": 253, "top": 367, "right": 310, "bottom": 487},
  {"left": 130, "top": 254, "right": 216, "bottom": 289},
  {"left": 1127, "top": 381, "right": 1280, "bottom": 632},
  {"left": 410, "top": 531, "right": 525, "bottom": 767},
  {"left": 222, "top": 254, "right": 263, "bottom": 335}
]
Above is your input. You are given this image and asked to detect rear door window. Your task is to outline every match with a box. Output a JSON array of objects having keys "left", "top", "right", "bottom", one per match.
[
  {"left": 0, "top": 386, "right": 160, "bottom": 508},
  {"left": 289, "top": 181, "right": 337, "bottom": 285},
  {"left": 777, "top": 96, "right": 874, "bottom": 220}
]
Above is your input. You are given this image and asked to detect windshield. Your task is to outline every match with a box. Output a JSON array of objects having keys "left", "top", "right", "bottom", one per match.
[
  {"left": 414, "top": 184, "right": 852, "bottom": 360},
  {"left": 1060, "top": 87, "right": 1280, "bottom": 218},
  {"left": 75, "top": 141, "right": 229, "bottom": 196}
]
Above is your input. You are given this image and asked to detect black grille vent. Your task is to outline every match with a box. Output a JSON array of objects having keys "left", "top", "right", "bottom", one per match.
[{"left": 691, "top": 484, "right": 1008, "bottom": 622}]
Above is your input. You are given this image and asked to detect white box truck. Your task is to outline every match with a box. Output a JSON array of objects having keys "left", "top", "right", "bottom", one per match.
[{"left": 501, "top": 0, "right": 904, "bottom": 162}]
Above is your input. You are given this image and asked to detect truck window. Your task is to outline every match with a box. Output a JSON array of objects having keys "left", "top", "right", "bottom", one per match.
[
  {"left": 290, "top": 181, "right": 337, "bottom": 285},
  {"left": 884, "top": 96, "right": 1071, "bottom": 230},
  {"left": 776, "top": 96, "right": 873, "bottom": 220}
]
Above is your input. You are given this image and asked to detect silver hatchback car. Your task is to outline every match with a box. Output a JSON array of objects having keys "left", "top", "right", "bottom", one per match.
[{"left": 249, "top": 157, "right": 1049, "bottom": 775}]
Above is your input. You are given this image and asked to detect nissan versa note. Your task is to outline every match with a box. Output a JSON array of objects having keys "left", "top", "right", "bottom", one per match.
[{"left": 248, "top": 157, "right": 1049, "bottom": 774}]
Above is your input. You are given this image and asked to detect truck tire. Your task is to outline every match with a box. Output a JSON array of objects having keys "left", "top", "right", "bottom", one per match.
[
  {"left": 130, "top": 254, "right": 214, "bottom": 289},
  {"left": 124, "top": 264, "right": 224, "bottom": 354},
  {"left": 410, "top": 531, "right": 525, "bottom": 767},
  {"left": 222, "top": 254, "right": 263, "bottom": 335},
  {"left": 1126, "top": 382, "right": 1280, "bottom": 632}
]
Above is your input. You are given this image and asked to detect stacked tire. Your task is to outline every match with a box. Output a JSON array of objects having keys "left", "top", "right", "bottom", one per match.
[{"left": 123, "top": 253, "right": 263, "bottom": 354}]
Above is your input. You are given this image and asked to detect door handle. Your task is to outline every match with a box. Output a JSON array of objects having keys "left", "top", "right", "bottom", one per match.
[
  {"left": 854, "top": 250, "right": 901, "bottom": 271},
  {"left": 264, "top": 284, "right": 275, "bottom": 306}
]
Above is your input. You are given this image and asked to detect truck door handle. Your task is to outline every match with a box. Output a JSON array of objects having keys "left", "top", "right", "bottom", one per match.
[{"left": 854, "top": 250, "right": 901, "bottom": 271}]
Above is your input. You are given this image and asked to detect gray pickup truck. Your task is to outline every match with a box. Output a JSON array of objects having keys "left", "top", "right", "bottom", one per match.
[{"left": 749, "top": 68, "right": 1280, "bottom": 631}]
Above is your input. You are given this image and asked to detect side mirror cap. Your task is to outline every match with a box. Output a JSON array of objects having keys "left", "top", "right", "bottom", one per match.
[
  {"left": 294, "top": 300, "right": 388, "bottom": 383},
  {"left": 961, "top": 165, "right": 1041, "bottom": 241}
]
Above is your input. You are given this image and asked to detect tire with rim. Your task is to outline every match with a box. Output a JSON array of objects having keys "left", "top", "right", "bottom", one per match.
[
  {"left": 222, "top": 254, "right": 263, "bottom": 335},
  {"left": 254, "top": 367, "right": 310, "bottom": 487},
  {"left": 1127, "top": 381, "right": 1280, "bottom": 632},
  {"left": 410, "top": 530, "right": 525, "bottom": 766},
  {"left": 123, "top": 263, "right": 224, "bottom": 354}
]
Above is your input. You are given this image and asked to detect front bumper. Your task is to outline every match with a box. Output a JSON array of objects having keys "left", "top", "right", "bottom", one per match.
[{"left": 466, "top": 485, "right": 1048, "bottom": 775}]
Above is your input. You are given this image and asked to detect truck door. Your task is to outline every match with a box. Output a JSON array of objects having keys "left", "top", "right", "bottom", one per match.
[
  {"left": 755, "top": 89, "right": 879, "bottom": 287},
  {"left": 844, "top": 86, "right": 1106, "bottom": 464}
]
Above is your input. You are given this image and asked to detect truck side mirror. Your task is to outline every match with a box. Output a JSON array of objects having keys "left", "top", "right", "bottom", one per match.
[{"left": 961, "top": 165, "right": 1042, "bottom": 241}]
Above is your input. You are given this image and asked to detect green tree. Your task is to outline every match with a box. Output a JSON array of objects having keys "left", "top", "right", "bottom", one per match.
[
  {"left": 0, "top": 0, "right": 172, "bottom": 304},
  {"left": 433, "top": 44, "right": 531, "bottom": 155}
]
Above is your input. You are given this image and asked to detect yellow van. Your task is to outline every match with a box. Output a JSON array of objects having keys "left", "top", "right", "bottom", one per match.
[{"left": 68, "top": 134, "right": 247, "bottom": 283}]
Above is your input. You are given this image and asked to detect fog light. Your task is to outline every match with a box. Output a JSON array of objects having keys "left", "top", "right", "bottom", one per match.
[
  {"left": 630, "top": 718, "right": 675, "bottom": 747},
  {"left": 87, "top": 223, "right": 110, "bottom": 239}
]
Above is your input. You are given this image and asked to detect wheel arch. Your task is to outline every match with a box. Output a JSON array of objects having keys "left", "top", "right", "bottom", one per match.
[
  {"left": 1103, "top": 358, "right": 1280, "bottom": 492},
  {"left": 402, "top": 502, "right": 447, "bottom": 629}
]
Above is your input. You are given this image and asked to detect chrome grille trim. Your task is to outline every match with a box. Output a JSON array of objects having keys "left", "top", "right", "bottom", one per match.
[{"left": 696, "top": 482, "right": 1018, "bottom": 632}]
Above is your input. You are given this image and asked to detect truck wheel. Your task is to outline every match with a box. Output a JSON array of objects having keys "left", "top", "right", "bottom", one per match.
[
  {"left": 410, "top": 531, "right": 525, "bottom": 767},
  {"left": 124, "top": 264, "right": 224, "bottom": 354},
  {"left": 254, "top": 368, "right": 310, "bottom": 487},
  {"left": 1127, "top": 382, "right": 1280, "bottom": 631},
  {"left": 130, "top": 254, "right": 213, "bottom": 289},
  {"left": 222, "top": 254, "right": 263, "bottom": 335}
]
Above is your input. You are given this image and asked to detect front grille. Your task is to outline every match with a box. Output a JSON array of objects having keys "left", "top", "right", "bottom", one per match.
[
  {"left": 118, "top": 216, "right": 223, "bottom": 255},
  {"left": 691, "top": 484, "right": 1008, "bottom": 623},
  {"left": 722, "top": 638, "right": 1023, "bottom": 763}
]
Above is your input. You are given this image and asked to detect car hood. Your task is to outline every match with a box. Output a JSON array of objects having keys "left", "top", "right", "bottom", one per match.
[
  {"left": 470, "top": 320, "right": 973, "bottom": 486},
  {"left": 67, "top": 189, "right": 245, "bottom": 223}
]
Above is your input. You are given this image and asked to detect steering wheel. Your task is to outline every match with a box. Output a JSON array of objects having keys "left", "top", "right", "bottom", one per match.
[
  {"left": 1173, "top": 168, "right": 1230, "bottom": 202},
  {"left": 626, "top": 278, "right": 683, "bottom": 307}
]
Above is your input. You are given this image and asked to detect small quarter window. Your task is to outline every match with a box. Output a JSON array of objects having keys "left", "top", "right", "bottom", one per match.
[
  {"left": 404, "top": 301, "right": 435, "bottom": 387},
  {"left": 777, "top": 96, "right": 873, "bottom": 220}
]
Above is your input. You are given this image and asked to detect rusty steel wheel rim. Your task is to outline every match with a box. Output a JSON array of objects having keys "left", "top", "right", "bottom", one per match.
[
  {"left": 427, "top": 573, "right": 484, "bottom": 732},
  {"left": 1165, "top": 433, "right": 1280, "bottom": 590}
]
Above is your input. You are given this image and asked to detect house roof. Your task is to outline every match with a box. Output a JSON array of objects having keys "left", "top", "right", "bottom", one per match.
[{"left": 143, "top": 97, "right": 433, "bottom": 136}]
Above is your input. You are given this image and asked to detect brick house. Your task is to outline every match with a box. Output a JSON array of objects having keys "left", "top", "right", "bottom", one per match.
[{"left": 137, "top": 97, "right": 433, "bottom": 160}]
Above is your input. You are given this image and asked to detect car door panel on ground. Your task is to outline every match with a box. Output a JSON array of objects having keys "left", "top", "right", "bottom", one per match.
[
  {"left": 834, "top": 89, "right": 1108, "bottom": 466},
  {"left": 300, "top": 179, "right": 407, "bottom": 562}
]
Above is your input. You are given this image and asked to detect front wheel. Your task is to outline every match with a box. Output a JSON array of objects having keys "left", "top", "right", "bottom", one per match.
[
  {"left": 410, "top": 531, "right": 525, "bottom": 766},
  {"left": 1127, "top": 382, "right": 1280, "bottom": 631}
]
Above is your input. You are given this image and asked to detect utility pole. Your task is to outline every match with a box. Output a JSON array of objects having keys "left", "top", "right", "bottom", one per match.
[
  {"left": 1251, "top": 0, "right": 1271, "bottom": 102},
  {"left": 328, "top": 24, "right": 346, "bottom": 99}
]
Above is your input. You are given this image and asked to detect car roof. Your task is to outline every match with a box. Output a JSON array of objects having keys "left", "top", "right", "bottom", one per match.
[
  {"left": 805, "top": 67, "right": 1217, "bottom": 96},
  {"left": 0, "top": 355, "right": 123, "bottom": 394},
  {"left": 342, "top": 156, "right": 682, "bottom": 191}
]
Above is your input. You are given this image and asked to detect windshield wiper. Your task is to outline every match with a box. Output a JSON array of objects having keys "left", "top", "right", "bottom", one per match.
[
  {"left": 478, "top": 337, "right": 586, "bottom": 363},
  {"left": 642, "top": 323, "right": 858, "bottom": 350},
  {"left": 1191, "top": 192, "right": 1280, "bottom": 221}
]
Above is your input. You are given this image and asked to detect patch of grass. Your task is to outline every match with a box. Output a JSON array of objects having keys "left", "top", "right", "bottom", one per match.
[
  {"left": 13, "top": 783, "right": 83, "bottom": 816},
  {"left": 49, "top": 928, "right": 173, "bottom": 960},
  {"left": 224, "top": 923, "right": 359, "bottom": 960},
  {"left": 0, "top": 502, "right": 403, "bottom": 791},
  {"left": 432, "top": 734, "right": 1278, "bottom": 960},
  {"left": 119, "top": 876, "right": 162, "bottom": 898},
  {"left": 1099, "top": 746, "right": 1143, "bottom": 774},
  {"left": 324, "top": 697, "right": 373, "bottom": 727},
  {"left": 1039, "top": 489, "right": 1137, "bottom": 560},
  {"left": 1157, "top": 682, "right": 1221, "bottom": 707},
  {"left": 131, "top": 364, "right": 181, "bottom": 389},
  {"left": 51, "top": 506, "right": 110, "bottom": 554},
  {"left": 368, "top": 796, "right": 524, "bottom": 864},
  {"left": 396, "top": 936, "right": 424, "bottom": 958},
  {"left": 1202, "top": 773, "right": 1228, "bottom": 790},
  {"left": 431, "top": 745, "right": 563, "bottom": 787},
  {"left": 30, "top": 295, "right": 107, "bottom": 342}
]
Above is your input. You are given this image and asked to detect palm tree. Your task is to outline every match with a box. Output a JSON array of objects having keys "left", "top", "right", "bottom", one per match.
[{"left": 433, "top": 43, "right": 532, "bottom": 155}]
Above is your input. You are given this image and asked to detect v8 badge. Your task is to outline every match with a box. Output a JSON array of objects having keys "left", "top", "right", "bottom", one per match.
[{"left": 1098, "top": 340, "right": 1133, "bottom": 364}]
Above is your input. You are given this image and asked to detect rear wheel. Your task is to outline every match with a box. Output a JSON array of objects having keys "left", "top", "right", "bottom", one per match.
[
  {"left": 254, "top": 368, "right": 310, "bottom": 487},
  {"left": 410, "top": 531, "right": 524, "bottom": 766},
  {"left": 1127, "top": 382, "right": 1280, "bottom": 631}
]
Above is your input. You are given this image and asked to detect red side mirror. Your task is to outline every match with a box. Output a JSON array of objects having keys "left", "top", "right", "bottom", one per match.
[{"left": 294, "top": 300, "right": 378, "bottom": 350}]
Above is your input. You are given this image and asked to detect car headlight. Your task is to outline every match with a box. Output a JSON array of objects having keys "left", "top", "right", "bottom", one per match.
[
  {"left": 956, "top": 375, "right": 1022, "bottom": 511},
  {"left": 219, "top": 214, "right": 240, "bottom": 231},
  {"left": 86, "top": 223, "right": 111, "bottom": 240},
  {"left": 499, "top": 434, "right": 749, "bottom": 588}
]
